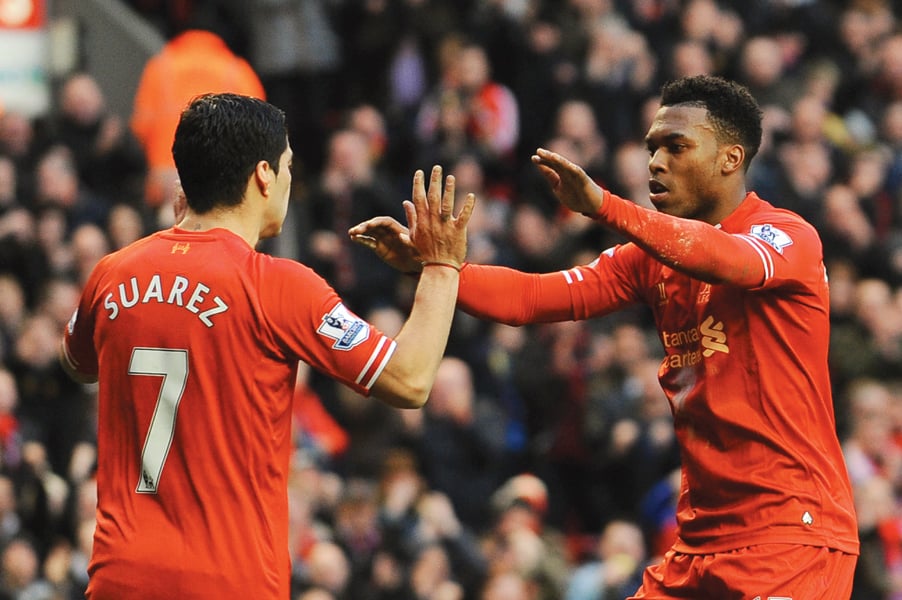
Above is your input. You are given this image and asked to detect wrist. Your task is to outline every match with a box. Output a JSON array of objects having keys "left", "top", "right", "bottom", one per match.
[
  {"left": 581, "top": 189, "right": 609, "bottom": 219},
  {"left": 421, "top": 260, "right": 462, "bottom": 272}
]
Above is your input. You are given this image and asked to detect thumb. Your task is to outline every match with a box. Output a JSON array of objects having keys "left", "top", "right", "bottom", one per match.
[{"left": 403, "top": 200, "right": 417, "bottom": 233}]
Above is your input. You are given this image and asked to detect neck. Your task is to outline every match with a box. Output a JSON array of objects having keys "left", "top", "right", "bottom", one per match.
[
  {"left": 177, "top": 204, "right": 261, "bottom": 248},
  {"left": 705, "top": 184, "right": 749, "bottom": 225}
]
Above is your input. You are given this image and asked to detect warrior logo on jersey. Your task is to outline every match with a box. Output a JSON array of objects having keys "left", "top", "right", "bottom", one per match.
[
  {"left": 318, "top": 303, "right": 369, "bottom": 350},
  {"left": 749, "top": 224, "right": 793, "bottom": 254}
]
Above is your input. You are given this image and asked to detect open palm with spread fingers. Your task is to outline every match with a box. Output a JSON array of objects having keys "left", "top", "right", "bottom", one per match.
[{"left": 350, "top": 165, "right": 475, "bottom": 273}]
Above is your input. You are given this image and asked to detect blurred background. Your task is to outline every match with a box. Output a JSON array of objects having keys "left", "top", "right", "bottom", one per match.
[{"left": 2, "top": 1, "right": 902, "bottom": 598}]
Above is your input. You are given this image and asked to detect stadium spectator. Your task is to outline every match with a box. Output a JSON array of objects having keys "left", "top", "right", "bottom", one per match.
[
  {"left": 850, "top": 474, "right": 902, "bottom": 599},
  {"left": 301, "top": 127, "right": 406, "bottom": 316},
  {"left": 842, "top": 378, "right": 902, "bottom": 488},
  {"left": 564, "top": 518, "right": 647, "bottom": 600},
  {"left": 245, "top": 0, "right": 341, "bottom": 176},
  {"left": 50, "top": 72, "right": 147, "bottom": 208},
  {"left": 0, "top": 156, "right": 17, "bottom": 213},
  {"left": 33, "top": 146, "right": 109, "bottom": 235},
  {"left": 0, "top": 112, "right": 40, "bottom": 202},
  {"left": 130, "top": 26, "right": 265, "bottom": 212},
  {"left": 577, "top": 16, "right": 656, "bottom": 148},
  {"left": 414, "top": 356, "right": 511, "bottom": 530}
]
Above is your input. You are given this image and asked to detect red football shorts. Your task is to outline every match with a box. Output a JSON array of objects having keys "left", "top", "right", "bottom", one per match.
[{"left": 629, "top": 544, "right": 856, "bottom": 600}]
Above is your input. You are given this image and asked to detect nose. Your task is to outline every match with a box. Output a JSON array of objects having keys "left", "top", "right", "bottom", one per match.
[{"left": 648, "top": 150, "right": 666, "bottom": 174}]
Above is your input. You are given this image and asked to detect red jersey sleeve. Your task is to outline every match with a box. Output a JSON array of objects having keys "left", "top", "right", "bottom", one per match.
[
  {"left": 457, "top": 192, "right": 824, "bottom": 324},
  {"left": 593, "top": 190, "right": 769, "bottom": 287},
  {"left": 257, "top": 257, "right": 396, "bottom": 396},
  {"left": 62, "top": 254, "right": 112, "bottom": 379},
  {"left": 731, "top": 213, "right": 827, "bottom": 293},
  {"left": 457, "top": 242, "right": 649, "bottom": 324}
]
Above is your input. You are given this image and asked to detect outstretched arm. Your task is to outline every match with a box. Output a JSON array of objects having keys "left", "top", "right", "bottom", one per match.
[
  {"left": 531, "top": 148, "right": 765, "bottom": 287},
  {"left": 369, "top": 166, "right": 476, "bottom": 408},
  {"left": 350, "top": 217, "right": 611, "bottom": 326}
]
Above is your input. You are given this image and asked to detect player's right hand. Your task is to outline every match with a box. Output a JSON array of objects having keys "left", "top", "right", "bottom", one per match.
[{"left": 531, "top": 147, "right": 605, "bottom": 217}]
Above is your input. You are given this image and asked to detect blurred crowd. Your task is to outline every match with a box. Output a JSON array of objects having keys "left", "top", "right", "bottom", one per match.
[{"left": 1, "top": 0, "right": 902, "bottom": 598}]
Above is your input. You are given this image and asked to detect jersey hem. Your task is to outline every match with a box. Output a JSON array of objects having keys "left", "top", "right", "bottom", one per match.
[{"left": 673, "top": 530, "right": 859, "bottom": 556}]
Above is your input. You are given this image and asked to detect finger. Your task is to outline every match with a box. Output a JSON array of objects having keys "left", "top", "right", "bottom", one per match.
[
  {"left": 411, "top": 169, "right": 426, "bottom": 216},
  {"left": 531, "top": 148, "right": 550, "bottom": 165},
  {"left": 454, "top": 192, "right": 477, "bottom": 226},
  {"left": 348, "top": 216, "right": 399, "bottom": 236},
  {"left": 534, "top": 147, "right": 575, "bottom": 170},
  {"left": 403, "top": 199, "right": 417, "bottom": 233},
  {"left": 441, "top": 174, "right": 455, "bottom": 221},
  {"left": 531, "top": 152, "right": 557, "bottom": 171},
  {"left": 535, "top": 147, "right": 561, "bottom": 161},
  {"left": 534, "top": 164, "right": 561, "bottom": 188},
  {"left": 426, "top": 165, "right": 443, "bottom": 218},
  {"left": 348, "top": 217, "right": 377, "bottom": 236},
  {"left": 350, "top": 234, "right": 377, "bottom": 249}
]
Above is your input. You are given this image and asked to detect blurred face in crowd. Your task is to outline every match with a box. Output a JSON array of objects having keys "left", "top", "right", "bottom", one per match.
[
  {"left": 458, "top": 46, "right": 490, "bottom": 92},
  {"left": 61, "top": 74, "right": 106, "bottom": 127},
  {"left": 0, "top": 156, "right": 15, "bottom": 206}
]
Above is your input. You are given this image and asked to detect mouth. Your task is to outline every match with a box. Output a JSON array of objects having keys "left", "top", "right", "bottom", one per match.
[{"left": 648, "top": 179, "right": 669, "bottom": 203}]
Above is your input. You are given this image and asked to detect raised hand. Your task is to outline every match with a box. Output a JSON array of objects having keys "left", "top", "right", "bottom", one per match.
[
  {"left": 349, "top": 216, "right": 419, "bottom": 273},
  {"left": 531, "top": 147, "right": 606, "bottom": 217},
  {"left": 350, "top": 165, "right": 475, "bottom": 273}
]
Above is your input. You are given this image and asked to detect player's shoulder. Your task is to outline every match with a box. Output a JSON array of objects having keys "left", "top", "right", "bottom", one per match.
[
  {"left": 91, "top": 232, "right": 164, "bottom": 272},
  {"left": 253, "top": 253, "right": 323, "bottom": 279},
  {"left": 735, "top": 193, "right": 822, "bottom": 252},
  {"left": 250, "top": 253, "right": 334, "bottom": 297},
  {"left": 743, "top": 193, "right": 817, "bottom": 231}
]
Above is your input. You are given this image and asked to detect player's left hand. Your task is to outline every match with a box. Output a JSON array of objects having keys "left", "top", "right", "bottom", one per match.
[
  {"left": 531, "top": 147, "right": 606, "bottom": 217},
  {"left": 351, "top": 165, "right": 475, "bottom": 274}
]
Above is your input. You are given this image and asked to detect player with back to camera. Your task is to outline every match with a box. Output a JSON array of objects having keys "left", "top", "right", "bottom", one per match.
[
  {"left": 350, "top": 75, "right": 859, "bottom": 599},
  {"left": 59, "top": 92, "right": 474, "bottom": 599}
]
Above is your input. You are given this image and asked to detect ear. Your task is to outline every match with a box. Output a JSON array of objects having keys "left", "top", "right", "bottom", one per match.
[
  {"left": 254, "top": 160, "right": 274, "bottom": 196},
  {"left": 721, "top": 144, "right": 745, "bottom": 175}
]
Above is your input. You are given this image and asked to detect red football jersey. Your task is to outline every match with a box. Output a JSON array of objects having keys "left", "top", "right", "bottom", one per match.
[
  {"left": 458, "top": 193, "right": 858, "bottom": 555},
  {"left": 63, "top": 228, "right": 396, "bottom": 599}
]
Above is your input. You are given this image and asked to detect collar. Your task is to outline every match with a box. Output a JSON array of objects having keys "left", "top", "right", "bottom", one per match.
[{"left": 717, "top": 192, "right": 762, "bottom": 233}]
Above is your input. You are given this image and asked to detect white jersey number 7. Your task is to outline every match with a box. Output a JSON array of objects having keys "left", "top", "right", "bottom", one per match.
[{"left": 128, "top": 347, "right": 189, "bottom": 494}]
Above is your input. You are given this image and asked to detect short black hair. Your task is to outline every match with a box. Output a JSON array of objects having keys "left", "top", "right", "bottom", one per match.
[
  {"left": 660, "top": 75, "right": 763, "bottom": 169},
  {"left": 172, "top": 93, "right": 287, "bottom": 214}
]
